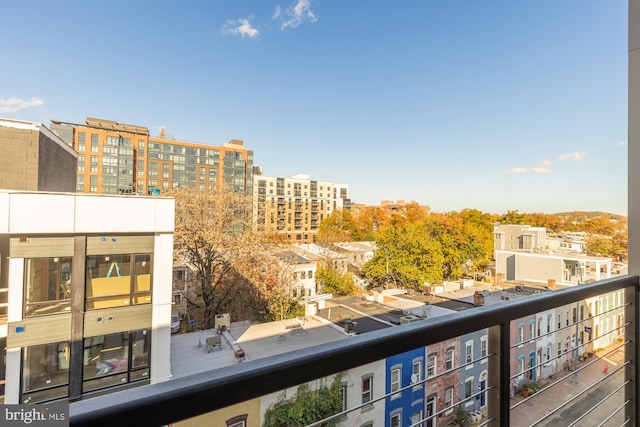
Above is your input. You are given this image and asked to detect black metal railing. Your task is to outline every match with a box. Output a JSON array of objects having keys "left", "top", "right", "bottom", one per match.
[{"left": 69, "top": 275, "right": 639, "bottom": 427}]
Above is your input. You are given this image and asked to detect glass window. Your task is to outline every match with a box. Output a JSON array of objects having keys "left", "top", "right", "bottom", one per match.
[
  {"left": 22, "top": 341, "right": 70, "bottom": 403},
  {"left": 362, "top": 376, "right": 372, "bottom": 404},
  {"left": 24, "top": 257, "right": 72, "bottom": 316},
  {"left": 481, "top": 336, "right": 488, "bottom": 359},
  {"left": 518, "top": 325, "right": 524, "bottom": 343},
  {"left": 412, "top": 359, "right": 422, "bottom": 385},
  {"left": 445, "top": 386, "right": 454, "bottom": 411},
  {"left": 86, "top": 254, "right": 152, "bottom": 309},
  {"left": 391, "top": 368, "right": 400, "bottom": 397},
  {"left": 446, "top": 348, "right": 454, "bottom": 370},
  {"left": 427, "top": 354, "right": 436, "bottom": 377},
  {"left": 390, "top": 413, "right": 401, "bottom": 427},
  {"left": 465, "top": 378, "right": 474, "bottom": 398},
  {"left": 138, "top": 140, "right": 145, "bottom": 157},
  {"left": 82, "top": 330, "right": 149, "bottom": 393},
  {"left": 529, "top": 322, "right": 535, "bottom": 339},
  {"left": 466, "top": 342, "right": 473, "bottom": 364}
]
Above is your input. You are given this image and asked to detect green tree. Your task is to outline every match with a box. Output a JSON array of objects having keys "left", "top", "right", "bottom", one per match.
[
  {"left": 497, "top": 210, "right": 526, "bottom": 225},
  {"left": 363, "top": 222, "right": 444, "bottom": 289},
  {"left": 316, "top": 266, "right": 356, "bottom": 296},
  {"left": 263, "top": 374, "right": 344, "bottom": 427},
  {"left": 317, "top": 209, "right": 359, "bottom": 243},
  {"left": 585, "top": 235, "right": 613, "bottom": 257}
]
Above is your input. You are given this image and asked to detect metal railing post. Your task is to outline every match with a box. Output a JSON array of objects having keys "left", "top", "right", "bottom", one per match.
[
  {"left": 488, "top": 322, "right": 509, "bottom": 427},
  {"left": 625, "top": 284, "right": 638, "bottom": 424}
]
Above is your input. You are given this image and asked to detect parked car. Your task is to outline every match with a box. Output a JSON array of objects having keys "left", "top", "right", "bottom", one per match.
[{"left": 171, "top": 314, "right": 181, "bottom": 334}]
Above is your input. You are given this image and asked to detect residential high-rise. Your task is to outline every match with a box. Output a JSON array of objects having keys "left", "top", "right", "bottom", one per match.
[
  {"left": 50, "top": 118, "right": 254, "bottom": 196},
  {"left": 253, "top": 173, "right": 350, "bottom": 243}
]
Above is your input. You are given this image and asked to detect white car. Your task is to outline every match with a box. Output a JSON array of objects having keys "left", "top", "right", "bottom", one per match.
[{"left": 171, "top": 314, "right": 181, "bottom": 334}]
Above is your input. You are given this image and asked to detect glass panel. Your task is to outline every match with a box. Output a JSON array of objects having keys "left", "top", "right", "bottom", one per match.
[
  {"left": 133, "top": 255, "right": 152, "bottom": 305},
  {"left": 131, "top": 330, "right": 150, "bottom": 368},
  {"left": 22, "top": 341, "right": 69, "bottom": 403},
  {"left": 83, "top": 333, "right": 129, "bottom": 383},
  {"left": 86, "top": 255, "right": 132, "bottom": 309},
  {"left": 24, "top": 257, "right": 72, "bottom": 316}
]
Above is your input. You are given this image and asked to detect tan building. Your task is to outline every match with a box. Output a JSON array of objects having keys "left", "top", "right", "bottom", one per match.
[
  {"left": 49, "top": 117, "right": 254, "bottom": 196},
  {"left": 253, "top": 173, "right": 350, "bottom": 243},
  {"left": 493, "top": 224, "right": 548, "bottom": 253},
  {"left": 0, "top": 118, "right": 77, "bottom": 192}
]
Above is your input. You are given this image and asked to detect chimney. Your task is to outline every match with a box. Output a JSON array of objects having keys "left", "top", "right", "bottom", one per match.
[{"left": 474, "top": 291, "right": 485, "bottom": 306}]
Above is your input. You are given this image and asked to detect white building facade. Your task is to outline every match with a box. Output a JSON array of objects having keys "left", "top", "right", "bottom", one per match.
[{"left": 0, "top": 190, "right": 174, "bottom": 404}]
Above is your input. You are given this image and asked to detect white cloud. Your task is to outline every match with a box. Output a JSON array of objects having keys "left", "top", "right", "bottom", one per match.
[
  {"left": 276, "top": 0, "right": 317, "bottom": 30},
  {"left": 504, "top": 160, "right": 553, "bottom": 174},
  {"left": 508, "top": 167, "right": 528, "bottom": 174},
  {"left": 222, "top": 18, "right": 259, "bottom": 39},
  {"left": 619, "top": 140, "right": 628, "bottom": 147},
  {"left": 272, "top": 5, "right": 282, "bottom": 19},
  {"left": 558, "top": 151, "right": 586, "bottom": 161},
  {"left": 531, "top": 159, "right": 552, "bottom": 174},
  {"left": 0, "top": 96, "right": 44, "bottom": 113}
]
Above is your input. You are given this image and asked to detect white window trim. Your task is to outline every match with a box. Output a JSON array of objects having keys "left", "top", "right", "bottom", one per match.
[
  {"left": 480, "top": 335, "right": 488, "bottom": 364},
  {"left": 464, "top": 376, "right": 475, "bottom": 407},
  {"left": 390, "top": 366, "right": 401, "bottom": 399},
  {"left": 427, "top": 353, "right": 437, "bottom": 378},
  {"left": 465, "top": 340, "right": 474, "bottom": 370}
]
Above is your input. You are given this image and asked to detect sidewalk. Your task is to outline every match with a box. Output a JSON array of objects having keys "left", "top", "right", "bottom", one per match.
[{"left": 510, "top": 341, "right": 626, "bottom": 427}]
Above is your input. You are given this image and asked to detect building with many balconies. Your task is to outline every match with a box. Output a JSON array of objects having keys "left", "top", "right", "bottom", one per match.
[{"left": 253, "top": 173, "right": 350, "bottom": 243}]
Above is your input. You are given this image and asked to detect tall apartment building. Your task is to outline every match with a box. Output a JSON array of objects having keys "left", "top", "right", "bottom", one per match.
[
  {"left": 253, "top": 173, "right": 350, "bottom": 243},
  {"left": 49, "top": 117, "right": 254, "bottom": 196}
]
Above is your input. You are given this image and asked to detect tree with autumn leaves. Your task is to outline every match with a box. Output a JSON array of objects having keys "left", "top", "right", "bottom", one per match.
[
  {"left": 170, "top": 187, "right": 267, "bottom": 328},
  {"left": 361, "top": 209, "right": 494, "bottom": 289},
  {"left": 171, "top": 185, "right": 627, "bottom": 325}
]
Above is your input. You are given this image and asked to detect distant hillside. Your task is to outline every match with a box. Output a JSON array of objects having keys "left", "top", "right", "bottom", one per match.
[
  {"left": 549, "top": 211, "right": 627, "bottom": 235},
  {"left": 553, "top": 211, "right": 627, "bottom": 222}
]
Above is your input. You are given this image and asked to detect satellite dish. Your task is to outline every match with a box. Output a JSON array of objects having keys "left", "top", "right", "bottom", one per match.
[
  {"left": 410, "top": 373, "right": 419, "bottom": 384},
  {"left": 482, "top": 290, "right": 491, "bottom": 297}
]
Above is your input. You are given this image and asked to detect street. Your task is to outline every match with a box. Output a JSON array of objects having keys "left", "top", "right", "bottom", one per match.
[{"left": 511, "top": 343, "right": 626, "bottom": 427}]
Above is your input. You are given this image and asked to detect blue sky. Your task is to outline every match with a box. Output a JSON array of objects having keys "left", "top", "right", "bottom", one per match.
[{"left": 1, "top": 1, "right": 628, "bottom": 215}]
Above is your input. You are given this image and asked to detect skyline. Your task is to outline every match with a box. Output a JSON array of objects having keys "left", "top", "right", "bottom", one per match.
[{"left": 0, "top": 1, "right": 628, "bottom": 215}]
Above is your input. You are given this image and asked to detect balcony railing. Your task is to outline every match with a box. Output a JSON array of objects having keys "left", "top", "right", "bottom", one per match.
[{"left": 69, "top": 275, "right": 639, "bottom": 427}]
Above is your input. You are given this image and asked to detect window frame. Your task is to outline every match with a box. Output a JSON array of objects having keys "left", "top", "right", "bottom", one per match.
[
  {"left": 361, "top": 375, "right": 373, "bottom": 405},
  {"left": 427, "top": 353, "right": 437, "bottom": 378},
  {"left": 390, "top": 366, "right": 401, "bottom": 398}
]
